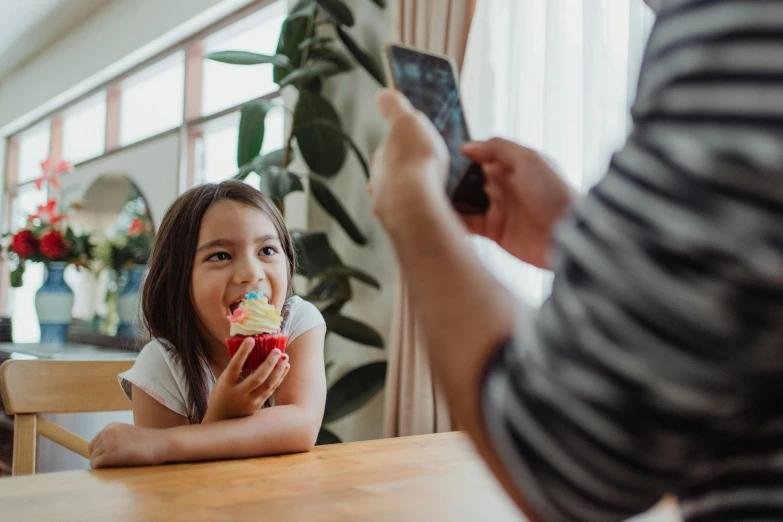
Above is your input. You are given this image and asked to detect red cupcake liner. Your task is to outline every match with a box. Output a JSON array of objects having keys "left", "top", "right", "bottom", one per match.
[{"left": 226, "top": 334, "right": 289, "bottom": 372}]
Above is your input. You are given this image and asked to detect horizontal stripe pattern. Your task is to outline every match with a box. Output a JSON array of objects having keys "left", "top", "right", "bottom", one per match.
[{"left": 482, "top": 1, "right": 783, "bottom": 520}]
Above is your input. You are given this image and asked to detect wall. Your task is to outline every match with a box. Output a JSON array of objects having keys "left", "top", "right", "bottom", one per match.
[
  {"left": 0, "top": 0, "right": 257, "bottom": 131},
  {"left": 313, "top": 0, "right": 395, "bottom": 442},
  {"left": 58, "top": 134, "right": 180, "bottom": 232},
  {"left": 58, "top": 134, "right": 180, "bottom": 322}
]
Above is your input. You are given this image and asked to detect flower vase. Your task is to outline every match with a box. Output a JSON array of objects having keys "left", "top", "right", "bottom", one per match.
[
  {"left": 117, "top": 265, "right": 147, "bottom": 338},
  {"left": 34, "top": 262, "right": 74, "bottom": 344}
]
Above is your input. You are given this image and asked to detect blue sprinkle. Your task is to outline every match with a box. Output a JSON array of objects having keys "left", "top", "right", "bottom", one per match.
[{"left": 245, "top": 291, "right": 259, "bottom": 300}]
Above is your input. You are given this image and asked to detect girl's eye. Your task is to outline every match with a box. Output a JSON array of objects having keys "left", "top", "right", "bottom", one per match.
[
  {"left": 260, "top": 246, "right": 277, "bottom": 256},
  {"left": 207, "top": 252, "right": 230, "bottom": 262}
]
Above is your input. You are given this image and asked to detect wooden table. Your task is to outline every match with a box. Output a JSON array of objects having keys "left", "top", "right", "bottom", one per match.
[
  {"left": 0, "top": 432, "right": 679, "bottom": 522},
  {"left": 0, "top": 432, "right": 524, "bottom": 522}
]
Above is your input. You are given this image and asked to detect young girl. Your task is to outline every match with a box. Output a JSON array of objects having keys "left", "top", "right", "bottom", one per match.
[{"left": 89, "top": 181, "right": 326, "bottom": 468}]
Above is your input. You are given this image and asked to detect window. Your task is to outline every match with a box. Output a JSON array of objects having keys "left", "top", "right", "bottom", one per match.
[
  {"left": 16, "top": 122, "right": 51, "bottom": 184},
  {"left": 2, "top": 1, "right": 296, "bottom": 326},
  {"left": 120, "top": 52, "right": 185, "bottom": 145},
  {"left": 62, "top": 92, "right": 107, "bottom": 164},
  {"left": 202, "top": 1, "right": 287, "bottom": 116},
  {"left": 196, "top": 106, "right": 285, "bottom": 184}
]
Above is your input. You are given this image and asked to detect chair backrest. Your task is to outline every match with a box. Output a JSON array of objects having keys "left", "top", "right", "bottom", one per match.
[{"left": 0, "top": 359, "right": 134, "bottom": 475}]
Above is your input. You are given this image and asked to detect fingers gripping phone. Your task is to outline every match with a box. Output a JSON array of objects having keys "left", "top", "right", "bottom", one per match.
[{"left": 383, "top": 43, "right": 489, "bottom": 214}]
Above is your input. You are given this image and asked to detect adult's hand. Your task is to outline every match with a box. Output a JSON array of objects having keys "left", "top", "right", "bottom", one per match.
[
  {"left": 369, "top": 89, "right": 451, "bottom": 234},
  {"left": 461, "top": 139, "right": 575, "bottom": 269}
]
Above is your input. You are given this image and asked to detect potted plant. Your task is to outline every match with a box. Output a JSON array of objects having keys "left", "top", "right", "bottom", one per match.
[
  {"left": 5, "top": 159, "right": 94, "bottom": 343},
  {"left": 207, "top": 0, "right": 388, "bottom": 443},
  {"left": 95, "top": 215, "right": 154, "bottom": 337}
]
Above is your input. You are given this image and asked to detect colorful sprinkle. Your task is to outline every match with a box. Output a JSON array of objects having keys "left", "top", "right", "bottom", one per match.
[
  {"left": 227, "top": 308, "right": 247, "bottom": 323},
  {"left": 245, "top": 291, "right": 260, "bottom": 300}
]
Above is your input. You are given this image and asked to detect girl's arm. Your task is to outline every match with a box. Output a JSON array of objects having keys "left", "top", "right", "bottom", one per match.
[
  {"left": 131, "top": 384, "right": 189, "bottom": 428},
  {"left": 90, "top": 326, "right": 326, "bottom": 468},
  {"left": 163, "top": 326, "right": 327, "bottom": 460}
]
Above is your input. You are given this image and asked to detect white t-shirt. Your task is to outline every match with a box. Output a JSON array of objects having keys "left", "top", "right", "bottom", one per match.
[{"left": 118, "top": 296, "right": 324, "bottom": 423}]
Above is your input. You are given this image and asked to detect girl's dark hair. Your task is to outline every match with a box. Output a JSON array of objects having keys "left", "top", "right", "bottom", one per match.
[{"left": 141, "top": 180, "right": 295, "bottom": 423}]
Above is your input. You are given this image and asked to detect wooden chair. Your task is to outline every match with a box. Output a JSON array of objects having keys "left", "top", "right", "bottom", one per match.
[{"left": 0, "top": 359, "right": 133, "bottom": 476}]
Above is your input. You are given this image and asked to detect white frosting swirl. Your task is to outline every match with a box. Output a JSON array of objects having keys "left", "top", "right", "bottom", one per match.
[{"left": 229, "top": 294, "right": 282, "bottom": 337}]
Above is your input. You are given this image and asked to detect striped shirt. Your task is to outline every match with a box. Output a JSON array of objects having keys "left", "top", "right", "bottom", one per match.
[{"left": 481, "top": 1, "right": 783, "bottom": 521}]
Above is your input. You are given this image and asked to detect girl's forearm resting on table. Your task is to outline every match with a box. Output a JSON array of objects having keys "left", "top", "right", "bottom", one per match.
[{"left": 158, "top": 404, "right": 321, "bottom": 463}]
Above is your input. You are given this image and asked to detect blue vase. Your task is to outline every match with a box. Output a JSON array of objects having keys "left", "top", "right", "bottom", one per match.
[
  {"left": 34, "top": 262, "right": 74, "bottom": 344},
  {"left": 117, "top": 265, "right": 147, "bottom": 338}
]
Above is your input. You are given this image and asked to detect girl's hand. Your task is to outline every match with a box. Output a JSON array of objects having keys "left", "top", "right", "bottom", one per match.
[
  {"left": 202, "top": 338, "right": 290, "bottom": 423},
  {"left": 89, "top": 423, "right": 170, "bottom": 468}
]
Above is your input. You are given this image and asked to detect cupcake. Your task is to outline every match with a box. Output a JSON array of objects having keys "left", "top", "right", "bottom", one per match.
[{"left": 226, "top": 291, "right": 288, "bottom": 372}]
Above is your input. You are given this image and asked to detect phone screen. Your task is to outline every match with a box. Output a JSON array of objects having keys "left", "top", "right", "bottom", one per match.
[{"left": 387, "top": 45, "right": 472, "bottom": 194}]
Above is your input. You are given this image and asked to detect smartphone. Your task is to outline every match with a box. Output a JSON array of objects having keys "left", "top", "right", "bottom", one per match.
[{"left": 383, "top": 43, "right": 489, "bottom": 214}]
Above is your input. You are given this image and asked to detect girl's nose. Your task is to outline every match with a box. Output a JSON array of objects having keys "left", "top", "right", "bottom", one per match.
[{"left": 234, "top": 254, "right": 265, "bottom": 285}]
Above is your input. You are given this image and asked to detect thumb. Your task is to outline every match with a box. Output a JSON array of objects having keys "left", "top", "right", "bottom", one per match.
[
  {"left": 376, "top": 89, "right": 416, "bottom": 126},
  {"left": 462, "top": 138, "right": 522, "bottom": 166}
]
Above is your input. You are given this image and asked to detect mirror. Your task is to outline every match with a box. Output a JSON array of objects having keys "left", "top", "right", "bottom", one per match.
[{"left": 65, "top": 174, "right": 154, "bottom": 343}]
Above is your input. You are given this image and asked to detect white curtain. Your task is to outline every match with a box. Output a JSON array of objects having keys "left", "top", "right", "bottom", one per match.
[{"left": 462, "top": 0, "right": 655, "bottom": 306}]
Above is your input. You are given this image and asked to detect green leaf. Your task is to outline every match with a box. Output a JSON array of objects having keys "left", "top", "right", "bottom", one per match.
[
  {"left": 270, "top": 171, "right": 304, "bottom": 202},
  {"left": 315, "top": 0, "right": 354, "bottom": 26},
  {"left": 298, "top": 36, "right": 334, "bottom": 51},
  {"left": 319, "top": 300, "right": 345, "bottom": 322},
  {"left": 292, "top": 231, "right": 335, "bottom": 278},
  {"left": 305, "top": 277, "right": 349, "bottom": 303},
  {"left": 289, "top": 0, "right": 316, "bottom": 18},
  {"left": 258, "top": 148, "right": 288, "bottom": 168},
  {"left": 309, "top": 47, "right": 354, "bottom": 71},
  {"left": 302, "top": 77, "right": 324, "bottom": 94},
  {"left": 10, "top": 265, "right": 24, "bottom": 288},
  {"left": 238, "top": 148, "right": 290, "bottom": 177},
  {"left": 242, "top": 165, "right": 304, "bottom": 203},
  {"left": 316, "top": 427, "right": 341, "bottom": 445},
  {"left": 327, "top": 315, "right": 384, "bottom": 348},
  {"left": 294, "top": 91, "right": 347, "bottom": 177},
  {"left": 274, "top": 16, "right": 310, "bottom": 83},
  {"left": 309, "top": 177, "right": 367, "bottom": 245},
  {"left": 205, "top": 51, "right": 292, "bottom": 69},
  {"left": 301, "top": 118, "right": 370, "bottom": 179},
  {"left": 278, "top": 61, "right": 342, "bottom": 88},
  {"left": 323, "top": 362, "right": 387, "bottom": 423},
  {"left": 324, "top": 265, "right": 380, "bottom": 289},
  {"left": 335, "top": 26, "right": 386, "bottom": 86},
  {"left": 237, "top": 104, "right": 269, "bottom": 168}
]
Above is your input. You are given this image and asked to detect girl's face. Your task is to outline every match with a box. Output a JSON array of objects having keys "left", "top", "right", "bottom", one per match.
[{"left": 191, "top": 200, "right": 289, "bottom": 354}]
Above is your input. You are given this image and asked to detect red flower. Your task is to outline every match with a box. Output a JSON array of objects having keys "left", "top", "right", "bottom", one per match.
[
  {"left": 39, "top": 230, "right": 69, "bottom": 260},
  {"left": 55, "top": 161, "right": 74, "bottom": 173},
  {"left": 31, "top": 199, "right": 64, "bottom": 225},
  {"left": 11, "top": 230, "right": 38, "bottom": 258},
  {"left": 129, "top": 217, "right": 144, "bottom": 236},
  {"left": 35, "top": 159, "right": 72, "bottom": 191}
]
